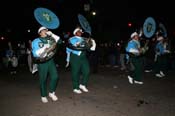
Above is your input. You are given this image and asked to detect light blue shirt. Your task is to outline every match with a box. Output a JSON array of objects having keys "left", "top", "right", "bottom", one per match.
[
  {"left": 155, "top": 42, "right": 165, "bottom": 55},
  {"left": 32, "top": 38, "right": 44, "bottom": 57},
  {"left": 66, "top": 36, "right": 84, "bottom": 62},
  {"left": 125, "top": 39, "right": 140, "bottom": 60},
  {"left": 69, "top": 36, "right": 83, "bottom": 46},
  {"left": 66, "top": 47, "right": 82, "bottom": 62}
]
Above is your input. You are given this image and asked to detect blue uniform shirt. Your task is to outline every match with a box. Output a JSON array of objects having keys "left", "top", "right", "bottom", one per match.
[
  {"left": 155, "top": 42, "right": 165, "bottom": 55},
  {"left": 125, "top": 39, "right": 140, "bottom": 60},
  {"left": 32, "top": 38, "right": 50, "bottom": 58},
  {"left": 69, "top": 36, "right": 83, "bottom": 46},
  {"left": 32, "top": 38, "right": 43, "bottom": 57},
  {"left": 66, "top": 36, "right": 84, "bottom": 62},
  {"left": 66, "top": 47, "right": 82, "bottom": 62}
]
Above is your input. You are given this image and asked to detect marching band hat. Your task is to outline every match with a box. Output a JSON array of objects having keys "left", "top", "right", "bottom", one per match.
[
  {"left": 73, "top": 27, "right": 83, "bottom": 35},
  {"left": 38, "top": 26, "right": 48, "bottom": 33},
  {"left": 130, "top": 32, "right": 139, "bottom": 38}
]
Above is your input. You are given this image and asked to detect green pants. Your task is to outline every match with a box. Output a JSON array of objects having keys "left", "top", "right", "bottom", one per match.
[
  {"left": 154, "top": 55, "right": 167, "bottom": 74},
  {"left": 70, "top": 52, "right": 90, "bottom": 89},
  {"left": 38, "top": 59, "right": 59, "bottom": 97},
  {"left": 130, "top": 56, "right": 143, "bottom": 81}
]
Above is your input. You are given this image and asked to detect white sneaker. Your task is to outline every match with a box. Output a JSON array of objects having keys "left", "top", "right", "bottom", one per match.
[
  {"left": 155, "top": 73, "right": 163, "bottom": 78},
  {"left": 134, "top": 81, "right": 143, "bottom": 84},
  {"left": 41, "top": 97, "right": 48, "bottom": 103},
  {"left": 79, "top": 84, "right": 89, "bottom": 92},
  {"left": 127, "top": 75, "right": 133, "bottom": 84},
  {"left": 73, "top": 89, "right": 82, "bottom": 94},
  {"left": 32, "top": 68, "right": 38, "bottom": 74},
  {"left": 32, "top": 64, "right": 38, "bottom": 74},
  {"left": 49, "top": 92, "right": 58, "bottom": 101},
  {"left": 120, "top": 67, "right": 126, "bottom": 70},
  {"left": 144, "top": 70, "right": 152, "bottom": 73},
  {"left": 160, "top": 71, "right": 165, "bottom": 77}
]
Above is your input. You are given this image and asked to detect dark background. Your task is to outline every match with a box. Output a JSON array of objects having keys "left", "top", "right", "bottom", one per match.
[{"left": 0, "top": 0, "right": 175, "bottom": 43}]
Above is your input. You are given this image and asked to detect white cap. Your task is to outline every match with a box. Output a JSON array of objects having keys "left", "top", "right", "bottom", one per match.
[
  {"left": 73, "top": 28, "right": 83, "bottom": 35},
  {"left": 130, "top": 32, "right": 139, "bottom": 38},
  {"left": 157, "top": 36, "right": 164, "bottom": 41},
  {"left": 38, "top": 26, "right": 48, "bottom": 33}
]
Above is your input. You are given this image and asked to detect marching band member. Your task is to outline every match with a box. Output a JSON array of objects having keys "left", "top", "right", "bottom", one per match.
[
  {"left": 126, "top": 32, "right": 146, "bottom": 84},
  {"left": 154, "top": 36, "right": 170, "bottom": 77},
  {"left": 32, "top": 26, "right": 61, "bottom": 103},
  {"left": 66, "top": 27, "right": 96, "bottom": 94}
]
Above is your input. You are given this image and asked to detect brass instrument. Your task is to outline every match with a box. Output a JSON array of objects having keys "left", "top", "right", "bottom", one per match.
[
  {"left": 33, "top": 7, "right": 60, "bottom": 63},
  {"left": 33, "top": 37, "right": 57, "bottom": 63}
]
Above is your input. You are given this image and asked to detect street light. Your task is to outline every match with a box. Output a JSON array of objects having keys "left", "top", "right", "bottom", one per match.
[
  {"left": 1, "top": 36, "right": 5, "bottom": 40},
  {"left": 92, "top": 11, "right": 96, "bottom": 16},
  {"left": 27, "top": 29, "right": 31, "bottom": 33},
  {"left": 128, "top": 22, "right": 132, "bottom": 27}
]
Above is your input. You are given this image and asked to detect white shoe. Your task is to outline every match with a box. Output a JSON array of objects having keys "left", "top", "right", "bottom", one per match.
[
  {"left": 134, "top": 81, "right": 143, "bottom": 84},
  {"left": 79, "top": 84, "right": 89, "bottom": 92},
  {"left": 120, "top": 67, "right": 126, "bottom": 70},
  {"left": 32, "top": 64, "right": 38, "bottom": 74},
  {"left": 155, "top": 73, "right": 163, "bottom": 78},
  {"left": 160, "top": 71, "right": 165, "bottom": 77},
  {"left": 32, "top": 68, "right": 38, "bottom": 74},
  {"left": 127, "top": 75, "right": 133, "bottom": 84},
  {"left": 73, "top": 89, "right": 82, "bottom": 94},
  {"left": 49, "top": 92, "right": 58, "bottom": 101},
  {"left": 41, "top": 97, "right": 48, "bottom": 103},
  {"left": 144, "top": 70, "right": 152, "bottom": 73}
]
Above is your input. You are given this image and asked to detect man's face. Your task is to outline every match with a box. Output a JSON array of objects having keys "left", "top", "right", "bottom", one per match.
[
  {"left": 75, "top": 30, "right": 83, "bottom": 36},
  {"left": 134, "top": 35, "right": 139, "bottom": 40},
  {"left": 39, "top": 29, "right": 48, "bottom": 37}
]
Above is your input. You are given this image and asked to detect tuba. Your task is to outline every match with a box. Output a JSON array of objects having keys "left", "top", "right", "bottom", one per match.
[
  {"left": 68, "top": 14, "right": 94, "bottom": 51},
  {"left": 138, "top": 17, "right": 157, "bottom": 54},
  {"left": 78, "top": 14, "right": 92, "bottom": 35},
  {"left": 143, "top": 17, "right": 156, "bottom": 38},
  {"left": 158, "top": 22, "right": 167, "bottom": 38},
  {"left": 34, "top": 7, "right": 60, "bottom": 29},
  {"left": 33, "top": 7, "right": 60, "bottom": 63},
  {"left": 143, "top": 17, "right": 168, "bottom": 38},
  {"left": 74, "top": 14, "right": 93, "bottom": 50}
]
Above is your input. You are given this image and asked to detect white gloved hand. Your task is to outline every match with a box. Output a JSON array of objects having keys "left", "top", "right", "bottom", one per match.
[
  {"left": 65, "top": 62, "right": 70, "bottom": 68},
  {"left": 75, "top": 42, "right": 81, "bottom": 47},
  {"left": 46, "top": 31, "right": 60, "bottom": 42},
  {"left": 46, "top": 31, "right": 53, "bottom": 36},
  {"left": 165, "top": 50, "right": 170, "bottom": 53},
  {"left": 90, "top": 39, "right": 96, "bottom": 51}
]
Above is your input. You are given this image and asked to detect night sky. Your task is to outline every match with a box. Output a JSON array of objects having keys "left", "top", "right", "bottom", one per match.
[{"left": 0, "top": 0, "right": 175, "bottom": 41}]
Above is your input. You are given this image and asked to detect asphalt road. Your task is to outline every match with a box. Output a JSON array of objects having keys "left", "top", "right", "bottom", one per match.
[{"left": 0, "top": 65, "right": 175, "bottom": 116}]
